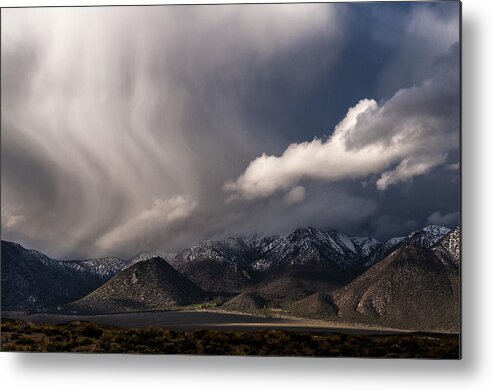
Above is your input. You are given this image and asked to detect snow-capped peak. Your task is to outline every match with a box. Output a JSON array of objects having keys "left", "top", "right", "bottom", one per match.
[
  {"left": 407, "top": 225, "right": 451, "bottom": 248},
  {"left": 420, "top": 225, "right": 451, "bottom": 237}
]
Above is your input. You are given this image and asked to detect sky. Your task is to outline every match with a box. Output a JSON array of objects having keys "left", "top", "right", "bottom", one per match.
[{"left": 0, "top": 2, "right": 460, "bottom": 259}]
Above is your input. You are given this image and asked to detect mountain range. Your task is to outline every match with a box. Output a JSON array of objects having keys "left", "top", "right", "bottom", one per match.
[{"left": 1, "top": 225, "right": 460, "bottom": 332}]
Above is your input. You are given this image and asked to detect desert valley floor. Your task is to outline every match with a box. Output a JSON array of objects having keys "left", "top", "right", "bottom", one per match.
[{"left": 2, "top": 310, "right": 417, "bottom": 334}]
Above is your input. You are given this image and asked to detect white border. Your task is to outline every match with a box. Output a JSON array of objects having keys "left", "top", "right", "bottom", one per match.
[{"left": 1, "top": 0, "right": 492, "bottom": 390}]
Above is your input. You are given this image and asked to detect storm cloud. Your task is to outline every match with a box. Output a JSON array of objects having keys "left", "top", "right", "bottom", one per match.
[
  {"left": 1, "top": 3, "right": 460, "bottom": 259},
  {"left": 225, "top": 44, "right": 459, "bottom": 200}
]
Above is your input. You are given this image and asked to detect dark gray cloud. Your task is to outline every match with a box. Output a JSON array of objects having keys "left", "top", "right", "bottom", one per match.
[
  {"left": 427, "top": 211, "right": 460, "bottom": 227},
  {"left": 1, "top": 3, "right": 460, "bottom": 258},
  {"left": 226, "top": 43, "right": 459, "bottom": 198}
]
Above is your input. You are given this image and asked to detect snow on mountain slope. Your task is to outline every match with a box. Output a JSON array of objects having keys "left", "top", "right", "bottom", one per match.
[
  {"left": 3, "top": 224, "right": 454, "bottom": 307},
  {"left": 432, "top": 227, "right": 460, "bottom": 268},
  {"left": 407, "top": 225, "right": 451, "bottom": 248},
  {"left": 364, "top": 237, "right": 405, "bottom": 267},
  {"left": 50, "top": 251, "right": 178, "bottom": 280},
  {"left": 350, "top": 236, "right": 381, "bottom": 257},
  {"left": 170, "top": 234, "right": 294, "bottom": 272},
  {"left": 1, "top": 241, "right": 106, "bottom": 311},
  {"left": 332, "top": 232, "right": 354, "bottom": 253},
  {"left": 386, "top": 236, "right": 406, "bottom": 247},
  {"left": 250, "top": 227, "right": 364, "bottom": 274},
  {"left": 364, "top": 225, "right": 451, "bottom": 267},
  {"left": 168, "top": 237, "right": 265, "bottom": 291},
  {"left": 59, "top": 257, "right": 130, "bottom": 279},
  {"left": 179, "top": 225, "right": 450, "bottom": 275}
]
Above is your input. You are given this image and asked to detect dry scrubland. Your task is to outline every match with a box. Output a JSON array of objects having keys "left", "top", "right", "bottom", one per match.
[{"left": 1, "top": 319, "right": 459, "bottom": 358}]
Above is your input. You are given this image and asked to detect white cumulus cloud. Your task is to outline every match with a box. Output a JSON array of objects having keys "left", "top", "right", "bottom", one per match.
[
  {"left": 283, "top": 186, "right": 306, "bottom": 206},
  {"left": 427, "top": 211, "right": 459, "bottom": 227},
  {"left": 225, "top": 68, "right": 458, "bottom": 200},
  {"left": 376, "top": 154, "right": 448, "bottom": 190}
]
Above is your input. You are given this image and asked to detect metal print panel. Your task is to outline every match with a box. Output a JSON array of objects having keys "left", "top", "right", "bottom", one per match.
[{"left": 0, "top": 1, "right": 461, "bottom": 358}]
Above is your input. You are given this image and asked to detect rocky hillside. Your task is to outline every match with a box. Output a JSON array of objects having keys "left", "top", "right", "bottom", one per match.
[
  {"left": 1, "top": 241, "right": 103, "bottom": 311},
  {"left": 1, "top": 242, "right": 174, "bottom": 310},
  {"left": 288, "top": 292, "right": 338, "bottom": 320},
  {"left": 66, "top": 257, "right": 208, "bottom": 314},
  {"left": 433, "top": 227, "right": 460, "bottom": 270},
  {"left": 364, "top": 225, "right": 451, "bottom": 267},
  {"left": 332, "top": 245, "right": 459, "bottom": 332},
  {"left": 2, "top": 224, "right": 459, "bottom": 332},
  {"left": 222, "top": 292, "right": 267, "bottom": 313}
]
